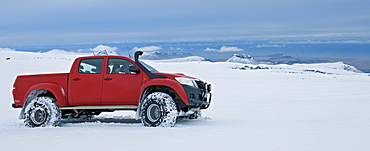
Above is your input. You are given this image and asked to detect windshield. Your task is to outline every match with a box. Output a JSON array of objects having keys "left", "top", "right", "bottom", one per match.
[{"left": 140, "top": 61, "right": 159, "bottom": 72}]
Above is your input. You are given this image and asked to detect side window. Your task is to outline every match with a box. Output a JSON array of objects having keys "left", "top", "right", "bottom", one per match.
[
  {"left": 78, "top": 58, "right": 103, "bottom": 74},
  {"left": 107, "top": 58, "right": 138, "bottom": 74}
]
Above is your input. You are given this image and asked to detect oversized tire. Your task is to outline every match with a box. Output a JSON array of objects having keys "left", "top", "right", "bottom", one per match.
[
  {"left": 140, "top": 92, "right": 178, "bottom": 127},
  {"left": 23, "top": 97, "right": 61, "bottom": 128}
]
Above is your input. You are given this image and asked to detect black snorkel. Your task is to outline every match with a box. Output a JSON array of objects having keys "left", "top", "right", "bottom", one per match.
[{"left": 134, "top": 51, "right": 167, "bottom": 79}]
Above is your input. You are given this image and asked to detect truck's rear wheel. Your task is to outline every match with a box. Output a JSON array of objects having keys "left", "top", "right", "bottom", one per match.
[
  {"left": 24, "top": 97, "right": 61, "bottom": 128},
  {"left": 141, "top": 92, "right": 178, "bottom": 127}
]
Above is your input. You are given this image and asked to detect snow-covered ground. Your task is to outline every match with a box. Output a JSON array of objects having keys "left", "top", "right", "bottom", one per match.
[{"left": 1, "top": 50, "right": 370, "bottom": 151}]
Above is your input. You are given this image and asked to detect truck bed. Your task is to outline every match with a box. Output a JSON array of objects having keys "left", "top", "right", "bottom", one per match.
[{"left": 13, "top": 73, "right": 69, "bottom": 106}]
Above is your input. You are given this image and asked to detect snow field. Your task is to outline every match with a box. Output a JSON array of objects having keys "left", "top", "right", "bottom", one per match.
[{"left": 1, "top": 50, "right": 370, "bottom": 151}]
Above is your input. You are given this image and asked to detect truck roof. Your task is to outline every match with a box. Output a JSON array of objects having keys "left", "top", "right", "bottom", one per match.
[{"left": 77, "top": 55, "right": 133, "bottom": 60}]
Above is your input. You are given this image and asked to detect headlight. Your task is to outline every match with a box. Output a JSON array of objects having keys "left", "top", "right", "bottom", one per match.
[{"left": 175, "top": 77, "right": 198, "bottom": 87}]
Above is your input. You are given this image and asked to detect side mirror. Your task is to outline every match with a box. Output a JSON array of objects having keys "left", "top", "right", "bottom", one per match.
[{"left": 129, "top": 66, "right": 140, "bottom": 74}]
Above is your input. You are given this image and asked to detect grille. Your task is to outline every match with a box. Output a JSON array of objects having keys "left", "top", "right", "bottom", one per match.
[{"left": 195, "top": 80, "right": 206, "bottom": 89}]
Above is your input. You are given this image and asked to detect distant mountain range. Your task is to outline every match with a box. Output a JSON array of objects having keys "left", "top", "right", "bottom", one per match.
[
  {"left": 2, "top": 41, "right": 370, "bottom": 72},
  {"left": 226, "top": 54, "right": 258, "bottom": 64},
  {"left": 224, "top": 53, "right": 370, "bottom": 73}
]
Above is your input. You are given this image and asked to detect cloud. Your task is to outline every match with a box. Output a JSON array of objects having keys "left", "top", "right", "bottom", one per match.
[
  {"left": 1, "top": 0, "right": 370, "bottom": 46},
  {"left": 204, "top": 46, "right": 244, "bottom": 52},
  {"left": 132, "top": 46, "right": 162, "bottom": 52},
  {"left": 204, "top": 48, "right": 219, "bottom": 52},
  {"left": 270, "top": 40, "right": 370, "bottom": 45},
  {"left": 256, "top": 44, "right": 285, "bottom": 48},
  {"left": 77, "top": 45, "right": 118, "bottom": 54},
  {"left": 170, "top": 47, "right": 184, "bottom": 51},
  {"left": 91, "top": 45, "right": 118, "bottom": 52}
]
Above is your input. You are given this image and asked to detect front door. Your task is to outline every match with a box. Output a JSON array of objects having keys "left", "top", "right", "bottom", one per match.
[
  {"left": 69, "top": 58, "right": 104, "bottom": 106},
  {"left": 101, "top": 58, "right": 142, "bottom": 105}
]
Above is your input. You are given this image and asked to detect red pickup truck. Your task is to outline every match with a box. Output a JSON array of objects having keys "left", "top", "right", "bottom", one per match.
[{"left": 12, "top": 51, "right": 212, "bottom": 127}]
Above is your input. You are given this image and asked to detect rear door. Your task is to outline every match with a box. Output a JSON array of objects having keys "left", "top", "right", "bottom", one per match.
[
  {"left": 101, "top": 58, "right": 142, "bottom": 105},
  {"left": 69, "top": 58, "right": 104, "bottom": 106}
]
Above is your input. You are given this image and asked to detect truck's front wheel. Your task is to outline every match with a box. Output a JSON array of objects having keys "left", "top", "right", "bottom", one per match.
[
  {"left": 23, "top": 97, "right": 61, "bottom": 128},
  {"left": 141, "top": 92, "right": 178, "bottom": 127}
]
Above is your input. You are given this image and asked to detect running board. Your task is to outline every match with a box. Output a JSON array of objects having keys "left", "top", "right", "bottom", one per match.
[{"left": 60, "top": 105, "right": 138, "bottom": 110}]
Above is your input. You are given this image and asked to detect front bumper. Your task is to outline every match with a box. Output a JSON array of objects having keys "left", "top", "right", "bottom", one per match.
[{"left": 182, "top": 81, "right": 212, "bottom": 109}]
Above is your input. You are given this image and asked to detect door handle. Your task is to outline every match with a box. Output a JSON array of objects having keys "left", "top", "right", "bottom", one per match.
[
  {"left": 72, "top": 78, "right": 81, "bottom": 81},
  {"left": 104, "top": 78, "right": 112, "bottom": 80}
]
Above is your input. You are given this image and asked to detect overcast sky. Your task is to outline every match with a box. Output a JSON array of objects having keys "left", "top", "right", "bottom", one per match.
[{"left": 1, "top": 0, "right": 370, "bottom": 46}]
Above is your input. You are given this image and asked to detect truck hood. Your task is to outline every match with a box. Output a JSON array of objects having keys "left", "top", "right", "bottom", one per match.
[{"left": 153, "top": 72, "right": 196, "bottom": 80}]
